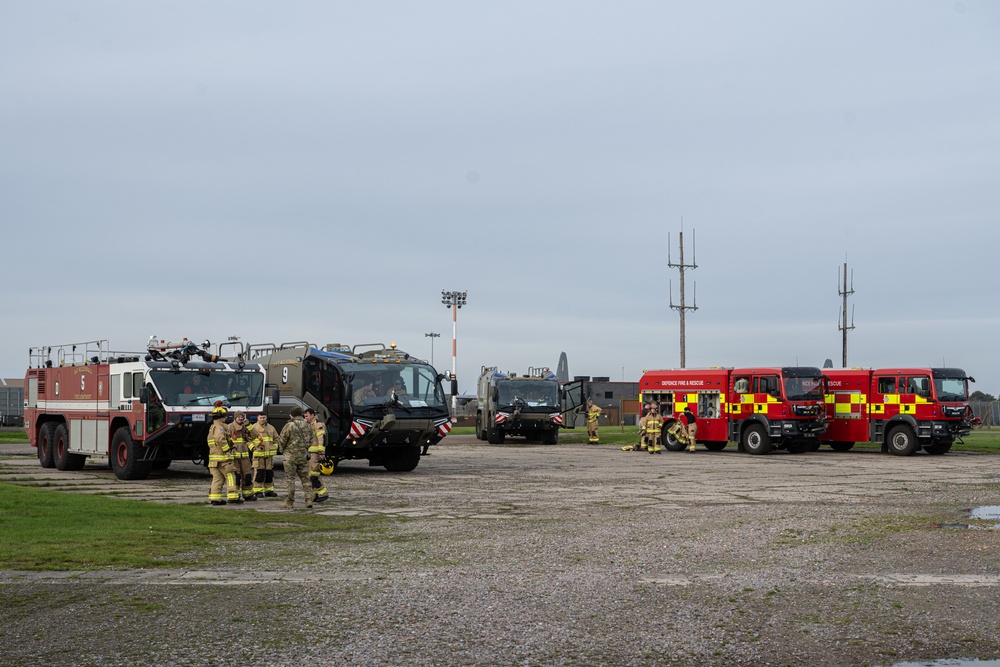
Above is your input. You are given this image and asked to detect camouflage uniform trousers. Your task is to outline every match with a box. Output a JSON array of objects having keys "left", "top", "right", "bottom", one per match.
[{"left": 284, "top": 452, "right": 314, "bottom": 506}]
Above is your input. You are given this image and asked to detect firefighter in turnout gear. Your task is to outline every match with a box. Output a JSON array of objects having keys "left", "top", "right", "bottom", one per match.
[
  {"left": 303, "top": 408, "right": 329, "bottom": 503},
  {"left": 276, "top": 407, "right": 314, "bottom": 508},
  {"left": 586, "top": 399, "right": 602, "bottom": 443},
  {"left": 680, "top": 407, "right": 698, "bottom": 452},
  {"left": 641, "top": 404, "right": 664, "bottom": 453},
  {"left": 248, "top": 413, "right": 278, "bottom": 497},
  {"left": 226, "top": 411, "right": 256, "bottom": 501},
  {"left": 207, "top": 404, "right": 240, "bottom": 505}
]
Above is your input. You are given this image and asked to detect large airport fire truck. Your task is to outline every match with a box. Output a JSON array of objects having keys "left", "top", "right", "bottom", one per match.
[
  {"left": 24, "top": 337, "right": 267, "bottom": 480},
  {"left": 247, "top": 341, "right": 451, "bottom": 472},
  {"left": 820, "top": 367, "right": 977, "bottom": 455},
  {"left": 638, "top": 366, "right": 827, "bottom": 454},
  {"left": 474, "top": 366, "right": 585, "bottom": 444}
]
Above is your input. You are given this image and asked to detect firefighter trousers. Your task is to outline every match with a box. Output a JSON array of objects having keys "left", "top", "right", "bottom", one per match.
[{"left": 309, "top": 452, "right": 328, "bottom": 499}]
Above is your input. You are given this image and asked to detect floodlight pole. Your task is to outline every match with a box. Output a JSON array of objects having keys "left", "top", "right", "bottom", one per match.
[
  {"left": 441, "top": 290, "right": 468, "bottom": 419},
  {"left": 424, "top": 332, "right": 440, "bottom": 366}
]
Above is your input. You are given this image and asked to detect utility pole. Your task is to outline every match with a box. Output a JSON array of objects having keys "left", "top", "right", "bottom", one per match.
[
  {"left": 838, "top": 261, "right": 855, "bottom": 367},
  {"left": 668, "top": 225, "right": 698, "bottom": 368}
]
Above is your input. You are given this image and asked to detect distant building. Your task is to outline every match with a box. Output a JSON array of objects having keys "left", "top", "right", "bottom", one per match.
[
  {"left": 1, "top": 378, "right": 24, "bottom": 427},
  {"left": 571, "top": 377, "right": 640, "bottom": 427}
]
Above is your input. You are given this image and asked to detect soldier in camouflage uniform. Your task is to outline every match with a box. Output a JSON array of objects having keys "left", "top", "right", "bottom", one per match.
[
  {"left": 352, "top": 382, "right": 375, "bottom": 405},
  {"left": 226, "top": 411, "right": 256, "bottom": 501},
  {"left": 248, "top": 413, "right": 278, "bottom": 498},
  {"left": 276, "top": 406, "right": 314, "bottom": 509},
  {"left": 303, "top": 408, "right": 329, "bottom": 503},
  {"left": 207, "top": 405, "right": 241, "bottom": 505}
]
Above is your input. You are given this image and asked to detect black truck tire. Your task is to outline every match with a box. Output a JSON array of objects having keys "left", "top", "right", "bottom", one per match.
[
  {"left": 886, "top": 424, "right": 918, "bottom": 456},
  {"left": 53, "top": 423, "right": 86, "bottom": 471},
  {"left": 37, "top": 422, "right": 56, "bottom": 468},
  {"left": 111, "top": 426, "right": 152, "bottom": 480},
  {"left": 742, "top": 424, "right": 772, "bottom": 455}
]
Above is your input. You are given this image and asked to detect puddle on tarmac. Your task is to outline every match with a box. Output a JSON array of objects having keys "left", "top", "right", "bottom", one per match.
[
  {"left": 969, "top": 505, "right": 1000, "bottom": 521},
  {"left": 886, "top": 659, "right": 1000, "bottom": 667},
  {"left": 933, "top": 506, "right": 1000, "bottom": 530}
]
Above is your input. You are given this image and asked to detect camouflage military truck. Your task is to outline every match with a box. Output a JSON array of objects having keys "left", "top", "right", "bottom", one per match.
[
  {"left": 475, "top": 366, "right": 584, "bottom": 444},
  {"left": 248, "top": 341, "right": 451, "bottom": 472}
]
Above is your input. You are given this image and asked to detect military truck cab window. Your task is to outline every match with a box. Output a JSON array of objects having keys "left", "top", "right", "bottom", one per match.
[
  {"left": 497, "top": 381, "right": 559, "bottom": 408},
  {"left": 346, "top": 363, "right": 446, "bottom": 411},
  {"left": 304, "top": 358, "right": 343, "bottom": 405}
]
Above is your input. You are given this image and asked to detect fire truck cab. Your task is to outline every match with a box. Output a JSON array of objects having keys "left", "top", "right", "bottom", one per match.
[
  {"left": 24, "top": 338, "right": 267, "bottom": 480},
  {"left": 638, "top": 366, "right": 827, "bottom": 454},
  {"left": 821, "top": 367, "right": 975, "bottom": 455}
]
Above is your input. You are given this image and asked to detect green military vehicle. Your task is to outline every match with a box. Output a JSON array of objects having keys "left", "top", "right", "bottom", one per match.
[
  {"left": 248, "top": 341, "right": 451, "bottom": 472},
  {"left": 475, "top": 366, "right": 584, "bottom": 444}
]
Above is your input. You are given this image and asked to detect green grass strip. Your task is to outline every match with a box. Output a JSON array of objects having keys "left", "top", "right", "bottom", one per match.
[{"left": 0, "top": 481, "right": 376, "bottom": 571}]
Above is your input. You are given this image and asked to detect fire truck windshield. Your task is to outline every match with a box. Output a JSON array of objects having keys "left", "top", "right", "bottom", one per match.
[
  {"left": 497, "top": 380, "right": 559, "bottom": 408},
  {"left": 783, "top": 376, "right": 824, "bottom": 401},
  {"left": 345, "top": 363, "right": 447, "bottom": 410},
  {"left": 151, "top": 371, "right": 264, "bottom": 408},
  {"left": 933, "top": 377, "right": 968, "bottom": 402}
]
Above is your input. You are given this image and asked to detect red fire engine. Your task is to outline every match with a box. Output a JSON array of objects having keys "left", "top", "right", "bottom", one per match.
[
  {"left": 24, "top": 337, "right": 267, "bottom": 480},
  {"left": 821, "top": 367, "right": 977, "bottom": 455},
  {"left": 638, "top": 366, "right": 827, "bottom": 454}
]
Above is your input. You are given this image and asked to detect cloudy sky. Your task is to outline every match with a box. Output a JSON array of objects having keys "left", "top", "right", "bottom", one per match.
[{"left": 3, "top": 1, "right": 999, "bottom": 395}]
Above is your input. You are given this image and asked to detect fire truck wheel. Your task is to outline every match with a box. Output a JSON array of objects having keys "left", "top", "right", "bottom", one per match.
[
  {"left": 487, "top": 425, "right": 505, "bottom": 445},
  {"left": 703, "top": 441, "right": 727, "bottom": 451},
  {"left": 110, "top": 426, "right": 153, "bottom": 480},
  {"left": 742, "top": 424, "right": 772, "bottom": 455},
  {"left": 37, "top": 423, "right": 57, "bottom": 468},
  {"left": 541, "top": 429, "right": 558, "bottom": 445},
  {"left": 829, "top": 442, "right": 855, "bottom": 452},
  {"left": 475, "top": 415, "right": 486, "bottom": 441},
  {"left": 886, "top": 425, "right": 918, "bottom": 456},
  {"left": 662, "top": 423, "right": 685, "bottom": 451},
  {"left": 384, "top": 446, "right": 420, "bottom": 472},
  {"left": 924, "top": 441, "right": 952, "bottom": 455},
  {"left": 53, "top": 423, "right": 86, "bottom": 471}
]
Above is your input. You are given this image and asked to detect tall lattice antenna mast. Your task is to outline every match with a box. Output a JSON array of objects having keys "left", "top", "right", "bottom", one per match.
[
  {"left": 838, "top": 261, "right": 855, "bottom": 367},
  {"left": 668, "top": 222, "right": 698, "bottom": 368}
]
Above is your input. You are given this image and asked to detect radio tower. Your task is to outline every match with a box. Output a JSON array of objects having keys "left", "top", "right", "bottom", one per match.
[
  {"left": 668, "top": 224, "right": 698, "bottom": 368},
  {"left": 838, "top": 261, "right": 855, "bottom": 367}
]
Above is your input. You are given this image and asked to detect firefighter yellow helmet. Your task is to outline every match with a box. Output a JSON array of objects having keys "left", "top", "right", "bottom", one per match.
[{"left": 212, "top": 405, "right": 228, "bottom": 419}]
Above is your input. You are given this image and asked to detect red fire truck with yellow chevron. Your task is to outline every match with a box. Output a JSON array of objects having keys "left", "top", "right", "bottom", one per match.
[
  {"left": 820, "top": 367, "right": 977, "bottom": 455},
  {"left": 638, "top": 366, "right": 827, "bottom": 454}
]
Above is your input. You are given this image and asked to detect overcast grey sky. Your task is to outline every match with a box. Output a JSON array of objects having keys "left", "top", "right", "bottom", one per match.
[{"left": 3, "top": 1, "right": 999, "bottom": 395}]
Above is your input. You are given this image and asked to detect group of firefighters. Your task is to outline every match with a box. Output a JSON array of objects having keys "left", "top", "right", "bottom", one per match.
[
  {"left": 620, "top": 403, "right": 698, "bottom": 454},
  {"left": 204, "top": 396, "right": 695, "bottom": 506},
  {"left": 586, "top": 398, "right": 698, "bottom": 453},
  {"left": 205, "top": 404, "right": 330, "bottom": 508}
]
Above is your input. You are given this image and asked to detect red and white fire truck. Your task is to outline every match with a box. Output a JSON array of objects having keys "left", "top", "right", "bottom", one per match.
[
  {"left": 820, "top": 367, "right": 977, "bottom": 455},
  {"left": 638, "top": 366, "right": 827, "bottom": 454},
  {"left": 24, "top": 337, "right": 267, "bottom": 480}
]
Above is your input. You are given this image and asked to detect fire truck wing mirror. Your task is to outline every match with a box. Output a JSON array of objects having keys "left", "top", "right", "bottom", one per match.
[
  {"left": 270, "top": 388, "right": 280, "bottom": 405},
  {"left": 436, "top": 373, "right": 446, "bottom": 384},
  {"left": 969, "top": 376, "right": 976, "bottom": 383},
  {"left": 139, "top": 387, "right": 149, "bottom": 404}
]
